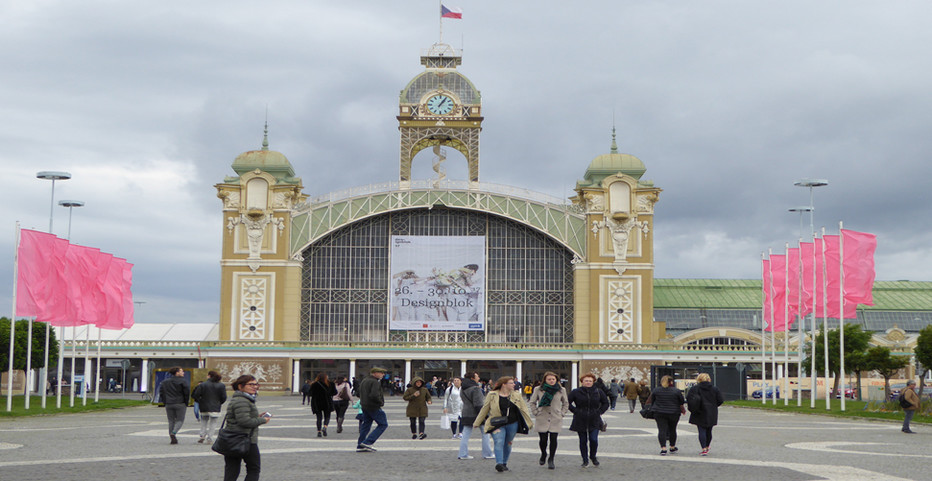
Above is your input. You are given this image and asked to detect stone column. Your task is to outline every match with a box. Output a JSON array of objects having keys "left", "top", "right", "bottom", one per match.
[
  {"left": 405, "top": 360, "right": 412, "bottom": 387},
  {"left": 460, "top": 360, "right": 467, "bottom": 378},
  {"left": 292, "top": 360, "right": 301, "bottom": 393},
  {"left": 571, "top": 362, "right": 579, "bottom": 390}
]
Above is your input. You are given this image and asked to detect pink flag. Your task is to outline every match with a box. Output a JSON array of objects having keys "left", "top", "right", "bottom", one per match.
[
  {"left": 15, "top": 229, "right": 59, "bottom": 317},
  {"left": 96, "top": 254, "right": 127, "bottom": 330},
  {"left": 64, "top": 245, "right": 104, "bottom": 326},
  {"left": 786, "top": 247, "right": 805, "bottom": 324},
  {"left": 38, "top": 235, "right": 77, "bottom": 326},
  {"left": 823, "top": 235, "right": 858, "bottom": 319},
  {"left": 121, "top": 261, "right": 135, "bottom": 328},
  {"left": 441, "top": 4, "right": 462, "bottom": 18},
  {"left": 767, "top": 254, "right": 787, "bottom": 332},
  {"left": 841, "top": 229, "right": 877, "bottom": 306},
  {"left": 799, "top": 242, "right": 814, "bottom": 317}
]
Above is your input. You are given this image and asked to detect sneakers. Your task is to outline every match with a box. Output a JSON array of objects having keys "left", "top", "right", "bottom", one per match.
[
  {"left": 418, "top": 433, "right": 427, "bottom": 440},
  {"left": 495, "top": 463, "right": 506, "bottom": 472},
  {"left": 356, "top": 444, "right": 376, "bottom": 452},
  {"left": 660, "top": 449, "right": 667, "bottom": 456},
  {"left": 580, "top": 460, "right": 589, "bottom": 468},
  {"left": 458, "top": 455, "right": 474, "bottom": 460},
  {"left": 590, "top": 456, "right": 600, "bottom": 466},
  {"left": 169, "top": 434, "right": 178, "bottom": 445},
  {"left": 701, "top": 448, "right": 709, "bottom": 456},
  {"left": 197, "top": 437, "right": 205, "bottom": 444},
  {"left": 902, "top": 429, "right": 916, "bottom": 434},
  {"left": 669, "top": 447, "right": 678, "bottom": 454},
  {"left": 322, "top": 427, "right": 327, "bottom": 437},
  {"left": 453, "top": 434, "right": 459, "bottom": 439},
  {"left": 412, "top": 434, "right": 418, "bottom": 439},
  {"left": 483, "top": 455, "right": 497, "bottom": 459}
]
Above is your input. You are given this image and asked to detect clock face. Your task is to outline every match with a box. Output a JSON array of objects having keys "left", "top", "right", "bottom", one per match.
[{"left": 426, "top": 94, "right": 455, "bottom": 115}]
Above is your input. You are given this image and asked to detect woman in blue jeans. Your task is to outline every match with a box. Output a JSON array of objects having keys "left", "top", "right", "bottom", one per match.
[{"left": 474, "top": 376, "right": 534, "bottom": 472}]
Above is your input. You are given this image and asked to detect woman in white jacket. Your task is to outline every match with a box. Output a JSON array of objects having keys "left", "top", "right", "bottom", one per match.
[{"left": 443, "top": 377, "right": 465, "bottom": 438}]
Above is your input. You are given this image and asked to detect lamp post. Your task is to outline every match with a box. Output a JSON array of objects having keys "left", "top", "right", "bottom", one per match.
[
  {"left": 794, "top": 178, "right": 828, "bottom": 409},
  {"left": 788, "top": 206, "right": 812, "bottom": 407},
  {"left": 32, "top": 172, "right": 71, "bottom": 410},
  {"left": 58, "top": 201, "right": 85, "bottom": 241},
  {"left": 36, "top": 171, "right": 71, "bottom": 233}
]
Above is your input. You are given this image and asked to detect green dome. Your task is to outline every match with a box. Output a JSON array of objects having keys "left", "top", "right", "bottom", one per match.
[
  {"left": 580, "top": 128, "right": 646, "bottom": 185},
  {"left": 230, "top": 124, "right": 296, "bottom": 181}
]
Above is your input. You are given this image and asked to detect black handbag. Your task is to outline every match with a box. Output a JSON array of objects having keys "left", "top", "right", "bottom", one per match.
[
  {"left": 211, "top": 418, "right": 252, "bottom": 457},
  {"left": 486, "top": 405, "right": 511, "bottom": 433},
  {"left": 639, "top": 404, "right": 655, "bottom": 419}
]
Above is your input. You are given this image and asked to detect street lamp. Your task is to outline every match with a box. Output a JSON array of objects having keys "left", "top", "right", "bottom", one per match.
[
  {"left": 794, "top": 178, "right": 828, "bottom": 410},
  {"left": 788, "top": 206, "right": 812, "bottom": 408},
  {"left": 36, "top": 171, "right": 71, "bottom": 234},
  {"left": 58, "top": 200, "right": 85, "bottom": 241}
]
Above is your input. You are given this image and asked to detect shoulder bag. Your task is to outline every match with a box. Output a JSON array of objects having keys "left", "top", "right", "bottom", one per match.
[
  {"left": 486, "top": 405, "right": 511, "bottom": 433},
  {"left": 211, "top": 417, "right": 252, "bottom": 457}
]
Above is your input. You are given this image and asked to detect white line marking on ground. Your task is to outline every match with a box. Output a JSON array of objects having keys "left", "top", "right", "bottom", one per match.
[{"left": 787, "top": 441, "right": 932, "bottom": 459}]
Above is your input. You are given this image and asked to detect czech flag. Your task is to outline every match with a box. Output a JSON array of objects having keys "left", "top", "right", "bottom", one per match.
[{"left": 441, "top": 4, "right": 462, "bottom": 19}]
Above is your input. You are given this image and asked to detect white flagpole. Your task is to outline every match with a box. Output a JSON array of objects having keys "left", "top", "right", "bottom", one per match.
[
  {"left": 761, "top": 252, "right": 767, "bottom": 405},
  {"left": 796, "top": 241, "right": 804, "bottom": 407},
  {"left": 7, "top": 222, "right": 21, "bottom": 412},
  {"left": 810, "top": 237, "right": 817, "bottom": 408},
  {"left": 769, "top": 248, "right": 777, "bottom": 406},
  {"left": 438, "top": 0, "right": 443, "bottom": 44},
  {"left": 69, "top": 325, "right": 76, "bottom": 407},
  {"left": 839, "top": 221, "right": 846, "bottom": 412},
  {"left": 822, "top": 227, "right": 830, "bottom": 410},
  {"left": 41, "top": 321, "right": 49, "bottom": 408},
  {"left": 82, "top": 327, "right": 90, "bottom": 405},
  {"left": 783, "top": 243, "right": 790, "bottom": 406},
  {"left": 25, "top": 317, "right": 33, "bottom": 409},
  {"left": 94, "top": 326, "right": 102, "bottom": 403},
  {"left": 56, "top": 325, "right": 64, "bottom": 408}
]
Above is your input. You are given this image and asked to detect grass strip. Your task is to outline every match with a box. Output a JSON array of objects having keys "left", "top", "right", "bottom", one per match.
[{"left": 0, "top": 395, "right": 150, "bottom": 417}]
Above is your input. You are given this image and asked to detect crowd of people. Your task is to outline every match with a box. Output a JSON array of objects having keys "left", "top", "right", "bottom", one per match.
[{"left": 157, "top": 366, "right": 729, "bottom": 479}]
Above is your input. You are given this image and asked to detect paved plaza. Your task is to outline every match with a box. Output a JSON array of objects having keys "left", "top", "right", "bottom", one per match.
[{"left": 0, "top": 396, "right": 925, "bottom": 480}]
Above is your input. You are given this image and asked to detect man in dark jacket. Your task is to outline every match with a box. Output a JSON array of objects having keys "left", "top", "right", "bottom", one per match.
[
  {"left": 191, "top": 370, "right": 227, "bottom": 444},
  {"left": 356, "top": 367, "right": 388, "bottom": 452},
  {"left": 457, "top": 372, "right": 493, "bottom": 460},
  {"left": 158, "top": 366, "right": 190, "bottom": 444}
]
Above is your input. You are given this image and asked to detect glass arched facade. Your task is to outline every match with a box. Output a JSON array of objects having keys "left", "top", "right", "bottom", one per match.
[{"left": 300, "top": 208, "right": 574, "bottom": 343}]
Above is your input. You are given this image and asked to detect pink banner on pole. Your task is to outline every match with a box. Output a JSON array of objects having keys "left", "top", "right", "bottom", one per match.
[
  {"left": 767, "top": 254, "right": 787, "bottom": 332},
  {"left": 121, "top": 261, "right": 135, "bottom": 328},
  {"left": 799, "top": 242, "right": 814, "bottom": 317},
  {"left": 15, "top": 229, "right": 58, "bottom": 317},
  {"left": 823, "top": 235, "right": 858, "bottom": 319},
  {"left": 841, "top": 229, "right": 877, "bottom": 306},
  {"left": 787, "top": 247, "right": 808, "bottom": 324}
]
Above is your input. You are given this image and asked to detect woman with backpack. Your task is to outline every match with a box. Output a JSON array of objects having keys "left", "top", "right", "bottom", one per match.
[
  {"left": 686, "top": 373, "right": 724, "bottom": 456},
  {"left": 331, "top": 376, "right": 354, "bottom": 433}
]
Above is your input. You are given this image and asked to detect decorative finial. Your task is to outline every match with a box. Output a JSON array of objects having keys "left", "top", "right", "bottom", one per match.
[
  {"left": 610, "top": 126, "right": 618, "bottom": 154},
  {"left": 261, "top": 120, "right": 269, "bottom": 151}
]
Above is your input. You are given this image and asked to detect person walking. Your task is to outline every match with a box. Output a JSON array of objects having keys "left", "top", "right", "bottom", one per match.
[
  {"left": 623, "top": 377, "right": 640, "bottom": 413},
  {"left": 222, "top": 375, "right": 271, "bottom": 481},
  {"left": 901, "top": 379, "right": 920, "bottom": 434},
  {"left": 403, "top": 376, "right": 432, "bottom": 439},
  {"left": 309, "top": 373, "right": 336, "bottom": 437},
  {"left": 356, "top": 367, "right": 388, "bottom": 452},
  {"left": 458, "top": 372, "right": 494, "bottom": 460},
  {"left": 568, "top": 373, "right": 609, "bottom": 468},
  {"left": 300, "top": 379, "right": 312, "bottom": 405},
  {"left": 528, "top": 371, "right": 568, "bottom": 469},
  {"left": 159, "top": 366, "right": 190, "bottom": 445},
  {"left": 607, "top": 379, "right": 621, "bottom": 411},
  {"left": 637, "top": 379, "right": 651, "bottom": 408},
  {"left": 474, "top": 376, "right": 534, "bottom": 472},
  {"left": 443, "top": 377, "right": 465, "bottom": 439},
  {"left": 192, "top": 370, "right": 227, "bottom": 444},
  {"left": 332, "top": 376, "right": 353, "bottom": 434},
  {"left": 686, "top": 373, "right": 724, "bottom": 456},
  {"left": 648, "top": 375, "right": 686, "bottom": 456}
]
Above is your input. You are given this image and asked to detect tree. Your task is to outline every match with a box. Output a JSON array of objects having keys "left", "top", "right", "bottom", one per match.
[
  {"left": 914, "top": 325, "right": 932, "bottom": 397},
  {"left": 862, "top": 346, "right": 910, "bottom": 399},
  {"left": 803, "top": 323, "right": 872, "bottom": 395},
  {"left": 0, "top": 317, "right": 59, "bottom": 372}
]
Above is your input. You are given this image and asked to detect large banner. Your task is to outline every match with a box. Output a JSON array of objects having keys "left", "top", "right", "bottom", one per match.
[{"left": 389, "top": 235, "right": 485, "bottom": 331}]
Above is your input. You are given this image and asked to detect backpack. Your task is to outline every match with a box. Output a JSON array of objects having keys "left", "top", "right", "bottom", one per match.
[{"left": 899, "top": 392, "right": 912, "bottom": 409}]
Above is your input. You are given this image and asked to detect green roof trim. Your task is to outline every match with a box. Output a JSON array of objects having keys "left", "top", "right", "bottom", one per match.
[{"left": 654, "top": 279, "right": 932, "bottom": 311}]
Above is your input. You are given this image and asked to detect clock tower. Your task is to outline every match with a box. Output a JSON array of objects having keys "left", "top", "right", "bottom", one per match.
[{"left": 398, "top": 43, "right": 483, "bottom": 185}]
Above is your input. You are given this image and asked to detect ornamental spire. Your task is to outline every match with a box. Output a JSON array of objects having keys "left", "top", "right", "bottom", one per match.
[
  {"left": 261, "top": 120, "right": 269, "bottom": 151},
  {"left": 610, "top": 126, "right": 618, "bottom": 154}
]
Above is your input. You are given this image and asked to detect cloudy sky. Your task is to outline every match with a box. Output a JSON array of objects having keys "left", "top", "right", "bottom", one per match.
[{"left": 2, "top": 1, "right": 931, "bottom": 325}]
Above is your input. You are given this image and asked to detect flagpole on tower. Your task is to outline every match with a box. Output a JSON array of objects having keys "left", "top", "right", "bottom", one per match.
[{"left": 438, "top": 0, "right": 443, "bottom": 44}]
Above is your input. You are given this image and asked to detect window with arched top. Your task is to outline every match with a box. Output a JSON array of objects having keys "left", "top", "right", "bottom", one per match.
[
  {"left": 246, "top": 178, "right": 269, "bottom": 211},
  {"left": 609, "top": 182, "right": 630, "bottom": 213}
]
